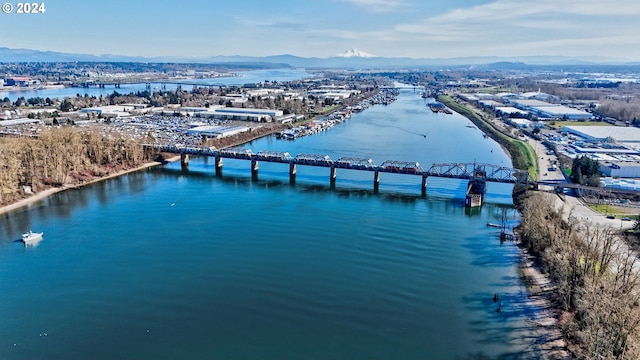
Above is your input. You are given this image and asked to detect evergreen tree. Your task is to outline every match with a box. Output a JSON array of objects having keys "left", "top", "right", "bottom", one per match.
[{"left": 570, "top": 155, "right": 601, "bottom": 186}]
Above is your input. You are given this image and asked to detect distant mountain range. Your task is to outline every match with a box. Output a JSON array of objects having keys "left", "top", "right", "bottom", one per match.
[{"left": 0, "top": 47, "right": 637, "bottom": 68}]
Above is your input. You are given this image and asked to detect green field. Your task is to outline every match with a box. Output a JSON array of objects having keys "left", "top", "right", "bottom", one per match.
[{"left": 547, "top": 121, "right": 613, "bottom": 130}]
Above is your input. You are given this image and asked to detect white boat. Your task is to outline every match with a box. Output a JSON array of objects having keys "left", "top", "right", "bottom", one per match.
[{"left": 22, "top": 230, "right": 43, "bottom": 243}]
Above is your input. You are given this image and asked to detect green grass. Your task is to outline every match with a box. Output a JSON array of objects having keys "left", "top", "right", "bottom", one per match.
[
  {"left": 514, "top": 140, "right": 539, "bottom": 178},
  {"left": 438, "top": 95, "right": 538, "bottom": 180},
  {"left": 588, "top": 204, "right": 638, "bottom": 218},
  {"left": 547, "top": 121, "right": 613, "bottom": 130}
]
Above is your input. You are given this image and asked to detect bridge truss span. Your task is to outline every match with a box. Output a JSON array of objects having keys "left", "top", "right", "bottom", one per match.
[
  {"left": 255, "top": 151, "right": 293, "bottom": 163},
  {"left": 219, "top": 148, "right": 253, "bottom": 160},
  {"left": 294, "top": 154, "right": 333, "bottom": 166},
  {"left": 426, "top": 163, "right": 533, "bottom": 184},
  {"left": 334, "top": 157, "right": 377, "bottom": 170},
  {"left": 379, "top": 160, "right": 423, "bottom": 174}
]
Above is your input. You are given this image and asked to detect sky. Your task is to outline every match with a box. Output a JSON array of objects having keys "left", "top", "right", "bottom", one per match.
[{"left": 3, "top": 0, "right": 640, "bottom": 60}]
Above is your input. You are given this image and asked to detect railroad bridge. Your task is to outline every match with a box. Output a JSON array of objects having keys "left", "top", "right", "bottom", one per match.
[{"left": 152, "top": 145, "right": 535, "bottom": 206}]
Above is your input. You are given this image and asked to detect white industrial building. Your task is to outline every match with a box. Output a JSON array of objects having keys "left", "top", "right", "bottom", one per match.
[
  {"left": 561, "top": 125, "right": 640, "bottom": 144},
  {"left": 179, "top": 106, "right": 282, "bottom": 122},
  {"left": 495, "top": 107, "right": 529, "bottom": 117},
  {"left": 81, "top": 105, "right": 135, "bottom": 118},
  {"left": 186, "top": 125, "right": 250, "bottom": 138},
  {"left": 511, "top": 99, "right": 592, "bottom": 120},
  {"left": 507, "top": 118, "right": 532, "bottom": 128},
  {"left": 213, "top": 108, "right": 283, "bottom": 122},
  {"left": 478, "top": 100, "right": 502, "bottom": 109},
  {"left": 600, "top": 162, "right": 640, "bottom": 178},
  {"left": 534, "top": 105, "right": 592, "bottom": 120}
]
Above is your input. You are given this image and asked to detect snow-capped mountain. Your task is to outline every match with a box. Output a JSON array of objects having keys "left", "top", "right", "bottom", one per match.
[{"left": 335, "top": 48, "right": 377, "bottom": 58}]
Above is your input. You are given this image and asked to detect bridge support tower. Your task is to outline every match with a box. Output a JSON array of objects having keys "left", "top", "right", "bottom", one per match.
[
  {"left": 251, "top": 159, "right": 259, "bottom": 179},
  {"left": 180, "top": 153, "right": 189, "bottom": 169},
  {"left": 289, "top": 163, "right": 297, "bottom": 184},
  {"left": 330, "top": 166, "right": 337, "bottom": 186},
  {"left": 215, "top": 156, "right": 223, "bottom": 175},
  {"left": 465, "top": 168, "right": 487, "bottom": 208},
  {"left": 421, "top": 175, "right": 428, "bottom": 197}
]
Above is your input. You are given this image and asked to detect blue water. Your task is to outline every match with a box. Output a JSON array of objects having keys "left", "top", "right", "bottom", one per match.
[
  {"left": 0, "top": 88, "right": 542, "bottom": 359},
  {"left": 0, "top": 68, "right": 315, "bottom": 102}
]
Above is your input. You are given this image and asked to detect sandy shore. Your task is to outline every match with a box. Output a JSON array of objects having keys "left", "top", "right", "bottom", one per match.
[
  {"left": 518, "top": 245, "right": 570, "bottom": 359},
  {"left": 0, "top": 159, "right": 169, "bottom": 216}
]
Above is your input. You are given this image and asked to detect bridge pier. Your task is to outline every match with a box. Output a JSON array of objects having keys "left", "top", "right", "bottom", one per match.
[
  {"left": 289, "top": 163, "right": 296, "bottom": 184},
  {"left": 215, "top": 156, "right": 223, "bottom": 175},
  {"left": 373, "top": 171, "right": 380, "bottom": 192},
  {"left": 465, "top": 180, "right": 487, "bottom": 207},
  {"left": 251, "top": 159, "right": 259, "bottom": 179},
  {"left": 421, "top": 175, "right": 428, "bottom": 197},
  {"left": 330, "top": 166, "right": 337, "bottom": 186},
  {"left": 180, "top": 153, "right": 189, "bottom": 169}
]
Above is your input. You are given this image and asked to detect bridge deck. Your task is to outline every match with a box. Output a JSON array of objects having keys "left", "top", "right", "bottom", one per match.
[{"left": 152, "top": 145, "right": 532, "bottom": 184}]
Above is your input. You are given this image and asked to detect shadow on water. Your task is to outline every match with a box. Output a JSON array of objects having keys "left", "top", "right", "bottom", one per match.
[
  {"left": 159, "top": 165, "right": 427, "bottom": 204},
  {"left": 460, "top": 289, "right": 549, "bottom": 360},
  {"left": 154, "top": 165, "right": 512, "bottom": 208},
  {"left": 463, "top": 233, "right": 520, "bottom": 269},
  {"left": 0, "top": 169, "right": 155, "bottom": 242}
]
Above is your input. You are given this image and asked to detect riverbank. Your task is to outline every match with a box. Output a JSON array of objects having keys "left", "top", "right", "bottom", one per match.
[
  {"left": 0, "top": 124, "right": 289, "bottom": 217},
  {"left": 0, "top": 123, "right": 289, "bottom": 216},
  {"left": 0, "top": 84, "right": 65, "bottom": 92},
  {"left": 437, "top": 94, "right": 538, "bottom": 179},
  {"left": 440, "top": 95, "right": 569, "bottom": 358},
  {"left": 0, "top": 159, "right": 169, "bottom": 216}
]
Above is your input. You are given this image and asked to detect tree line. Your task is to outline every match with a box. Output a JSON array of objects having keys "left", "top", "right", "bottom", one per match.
[
  {"left": 0, "top": 128, "right": 155, "bottom": 206},
  {"left": 517, "top": 193, "right": 640, "bottom": 358}
]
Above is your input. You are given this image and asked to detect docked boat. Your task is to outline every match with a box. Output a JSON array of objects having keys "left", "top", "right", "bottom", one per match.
[{"left": 22, "top": 230, "right": 43, "bottom": 243}]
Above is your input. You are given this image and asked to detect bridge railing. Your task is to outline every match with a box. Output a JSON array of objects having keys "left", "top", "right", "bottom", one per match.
[
  {"left": 219, "top": 148, "right": 253, "bottom": 159},
  {"left": 148, "top": 144, "right": 533, "bottom": 184},
  {"left": 379, "top": 160, "right": 423, "bottom": 174},
  {"left": 334, "top": 157, "right": 377, "bottom": 170},
  {"left": 295, "top": 154, "right": 333, "bottom": 166},
  {"left": 255, "top": 151, "right": 293, "bottom": 162}
]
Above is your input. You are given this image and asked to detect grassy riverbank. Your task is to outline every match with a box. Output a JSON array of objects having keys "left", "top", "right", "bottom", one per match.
[{"left": 437, "top": 95, "right": 538, "bottom": 179}]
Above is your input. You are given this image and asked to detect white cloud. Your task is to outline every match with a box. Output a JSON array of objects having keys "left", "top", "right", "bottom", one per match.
[
  {"left": 335, "top": 0, "right": 407, "bottom": 13},
  {"left": 313, "top": 0, "right": 640, "bottom": 59}
]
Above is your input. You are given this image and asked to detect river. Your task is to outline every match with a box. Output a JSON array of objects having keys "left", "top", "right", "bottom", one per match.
[
  {"left": 0, "top": 86, "right": 543, "bottom": 359},
  {"left": 0, "top": 69, "right": 316, "bottom": 102}
]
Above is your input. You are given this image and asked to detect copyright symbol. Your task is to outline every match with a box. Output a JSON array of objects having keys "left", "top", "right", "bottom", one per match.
[{"left": 2, "top": 3, "right": 13, "bottom": 13}]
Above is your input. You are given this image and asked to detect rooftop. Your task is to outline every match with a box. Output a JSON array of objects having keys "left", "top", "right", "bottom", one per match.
[{"left": 563, "top": 125, "right": 640, "bottom": 143}]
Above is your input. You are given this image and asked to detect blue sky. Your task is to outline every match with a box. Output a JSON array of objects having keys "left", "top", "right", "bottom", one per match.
[{"left": 3, "top": 0, "right": 640, "bottom": 60}]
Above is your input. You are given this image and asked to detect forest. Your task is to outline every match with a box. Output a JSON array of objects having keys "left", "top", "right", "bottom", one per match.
[{"left": 0, "top": 127, "right": 156, "bottom": 207}]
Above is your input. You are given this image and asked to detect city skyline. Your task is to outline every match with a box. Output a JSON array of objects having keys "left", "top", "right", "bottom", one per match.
[{"left": 2, "top": 0, "right": 640, "bottom": 61}]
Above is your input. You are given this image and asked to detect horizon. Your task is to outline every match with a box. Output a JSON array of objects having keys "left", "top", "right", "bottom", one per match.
[{"left": 2, "top": 0, "right": 640, "bottom": 62}]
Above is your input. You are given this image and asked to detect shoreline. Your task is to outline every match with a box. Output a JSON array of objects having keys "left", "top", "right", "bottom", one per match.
[
  {"left": 0, "top": 121, "right": 286, "bottom": 217},
  {"left": 441, "top": 97, "right": 569, "bottom": 357},
  {"left": 0, "top": 159, "right": 170, "bottom": 216},
  {"left": 1, "top": 95, "right": 568, "bottom": 356}
]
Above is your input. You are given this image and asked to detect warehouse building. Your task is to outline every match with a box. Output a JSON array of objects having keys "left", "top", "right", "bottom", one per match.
[
  {"left": 186, "top": 125, "right": 250, "bottom": 138},
  {"left": 511, "top": 99, "right": 592, "bottom": 120},
  {"left": 600, "top": 161, "right": 640, "bottom": 178},
  {"left": 561, "top": 125, "right": 640, "bottom": 145}
]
